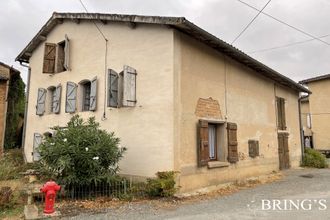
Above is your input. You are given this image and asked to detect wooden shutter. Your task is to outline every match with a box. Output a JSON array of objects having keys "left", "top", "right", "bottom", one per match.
[
  {"left": 276, "top": 97, "right": 286, "bottom": 130},
  {"left": 65, "top": 82, "right": 77, "bottom": 113},
  {"left": 33, "top": 133, "right": 42, "bottom": 161},
  {"left": 36, "top": 88, "right": 46, "bottom": 116},
  {"left": 122, "top": 65, "right": 137, "bottom": 107},
  {"left": 108, "top": 70, "right": 119, "bottom": 107},
  {"left": 278, "top": 133, "right": 290, "bottom": 169},
  {"left": 64, "top": 34, "right": 70, "bottom": 70},
  {"left": 89, "top": 77, "right": 97, "bottom": 111},
  {"left": 198, "top": 120, "right": 209, "bottom": 166},
  {"left": 280, "top": 98, "right": 286, "bottom": 130},
  {"left": 227, "top": 122, "right": 238, "bottom": 163},
  {"left": 248, "top": 140, "right": 259, "bottom": 158},
  {"left": 54, "top": 84, "right": 62, "bottom": 114},
  {"left": 43, "top": 43, "right": 56, "bottom": 73}
]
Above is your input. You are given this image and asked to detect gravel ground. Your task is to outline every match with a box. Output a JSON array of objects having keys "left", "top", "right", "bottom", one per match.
[{"left": 63, "top": 168, "right": 330, "bottom": 220}]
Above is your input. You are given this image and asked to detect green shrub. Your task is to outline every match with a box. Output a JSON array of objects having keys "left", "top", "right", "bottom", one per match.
[
  {"left": 302, "top": 148, "right": 328, "bottom": 168},
  {"left": 0, "top": 149, "right": 26, "bottom": 180},
  {"left": 146, "top": 171, "right": 179, "bottom": 197},
  {"left": 37, "top": 115, "right": 126, "bottom": 186}
]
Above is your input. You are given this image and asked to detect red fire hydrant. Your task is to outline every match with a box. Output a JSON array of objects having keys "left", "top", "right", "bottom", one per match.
[{"left": 40, "top": 180, "right": 61, "bottom": 214}]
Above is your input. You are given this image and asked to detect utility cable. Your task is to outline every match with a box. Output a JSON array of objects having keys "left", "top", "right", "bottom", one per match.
[
  {"left": 78, "top": 0, "right": 109, "bottom": 120},
  {"left": 236, "top": 0, "right": 330, "bottom": 46},
  {"left": 232, "top": 0, "right": 272, "bottom": 44},
  {"left": 248, "top": 33, "right": 330, "bottom": 54}
]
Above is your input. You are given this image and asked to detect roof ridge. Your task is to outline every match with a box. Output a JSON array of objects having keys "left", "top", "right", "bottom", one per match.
[
  {"left": 299, "top": 73, "right": 330, "bottom": 84},
  {"left": 15, "top": 12, "right": 309, "bottom": 93}
]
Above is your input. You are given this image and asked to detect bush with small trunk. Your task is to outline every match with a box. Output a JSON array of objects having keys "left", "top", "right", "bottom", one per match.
[{"left": 37, "top": 115, "right": 126, "bottom": 186}]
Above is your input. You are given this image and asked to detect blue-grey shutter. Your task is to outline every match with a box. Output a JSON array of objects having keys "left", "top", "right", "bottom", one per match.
[
  {"left": 65, "top": 82, "right": 77, "bottom": 113},
  {"left": 54, "top": 84, "right": 62, "bottom": 114},
  {"left": 64, "top": 34, "right": 70, "bottom": 71},
  {"left": 33, "top": 133, "right": 42, "bottom": 161},
  {"left": 36, "top": 88, "right": 46, "bottom": 115},
  {"left": 122, "top": 65, "right": 137, "bottom": 107},
  {"left": 89, "top": 77, "right": 97, "bottom": 111},
  {"left": 108, "top": 70, "right": 119, "bottom": 107}
]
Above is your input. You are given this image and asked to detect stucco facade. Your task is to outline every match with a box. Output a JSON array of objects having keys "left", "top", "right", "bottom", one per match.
[
  {"left": 24, "top": 21, "right": 175, "bottom": 178},
  {"left": 18, "top": 13, "right": 306, "bottom": 192},
  {"left": 300, "top": 77, "right": 330, "bottom": 150},
  {"left": 174, "top": 32, "right": 302, "bottom": 192}
]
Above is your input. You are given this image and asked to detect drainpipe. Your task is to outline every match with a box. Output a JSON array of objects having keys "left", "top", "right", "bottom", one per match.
[
  {"left": 19, "top": 61, "right": 30, "bottom": 163},
  {"left": 298, "top": 94, "right": 305, "bottom": 163}
]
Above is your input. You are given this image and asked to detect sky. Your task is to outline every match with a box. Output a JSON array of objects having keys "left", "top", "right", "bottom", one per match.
[{"left": 1, "top": 0, "right": 330, "bottom": 84}]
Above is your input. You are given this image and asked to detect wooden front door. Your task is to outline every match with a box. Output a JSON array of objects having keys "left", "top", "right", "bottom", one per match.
[{"left": 278, "top": 133, "right": 290, "bottom": 170}]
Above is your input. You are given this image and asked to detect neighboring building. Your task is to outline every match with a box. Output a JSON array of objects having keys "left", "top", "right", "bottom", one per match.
[
  {"left": 300, "top": 74, "right": 330, "bottom": 151},
  {"left": 300, "top": 96, "right": 313, "bottom": 148},
  {"left": 0, "top": 62, "right": 20, "bottom": 156},
  {"left": 16, "top": 13, "right": 309, "bottom": 192}
]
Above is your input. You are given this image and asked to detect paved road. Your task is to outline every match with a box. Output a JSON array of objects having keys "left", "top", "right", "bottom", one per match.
[{"left": 66, "top": 168, "right": 330, "bottom": 220}]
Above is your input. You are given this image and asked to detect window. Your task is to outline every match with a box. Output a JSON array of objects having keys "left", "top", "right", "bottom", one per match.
[
  {"left": 56, "top": 41, "right": 66, "bottom": 72},
  {"left": 43, "top": 35, "right": 70, "bottom": 74},
  {"left": 276, "top": 97, "right": 286, "bottom": 130},
  {"left": 198, "top": 120, "right": 235, "bottom": 167},
  {"left": 79, "top": 77, "right": 97, "bottom": 112},
  {"left": 107, "top": 65, "right": 137, "bottom": 108},
  {"left": 248, "top": 140, "right": 259, "bottom": 158},
  {"left": 208, "top": 124, "right": 217, "bottom": 160},
  {"left": 48, "top": 87, "right": 57, "bottom": 113},
  {"left": 307, "top": 113, "right": 312, "bottom": 129},
  {"left": 82, "top": 81, "right": 91, "bottom": 111},
  {"left": 47, "top": 85, "right": 62, "bottom": 114}
]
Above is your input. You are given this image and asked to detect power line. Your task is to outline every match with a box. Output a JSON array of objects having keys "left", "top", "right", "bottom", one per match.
[
  {"left": 248, "top": 33, "right": 330, "bottom": 54},
  {"left": 78, "top": 0, "right": 108, "bottom": 41},
  {"left": 77, "top": 0, "right": 109, "bottom": 120},
  {"left": 236, "top": 0, "right": 330, "bottom": 46},
  {"left": 232, "top": 0, "right": 272, "bottom": 44}
]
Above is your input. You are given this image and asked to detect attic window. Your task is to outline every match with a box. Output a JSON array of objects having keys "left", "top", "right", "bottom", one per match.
[
  {"left": 56, "top": 41, "right": 66, "bottom": 72},
  {"left": 42, "top": 35, "right": 70, "bottom": 74}
]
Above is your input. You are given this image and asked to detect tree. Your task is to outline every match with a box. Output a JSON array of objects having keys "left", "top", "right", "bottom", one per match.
[{"left": 38, "top": 115, "right": 126, "bottom": 186}]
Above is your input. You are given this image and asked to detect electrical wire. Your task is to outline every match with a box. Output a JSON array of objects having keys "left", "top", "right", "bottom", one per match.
[
  {"left": 78, "top": 0, "right": 108, "bottom": 41},
  {"left": 78, "top": 0, "right": 109, "bottom": 120},
  {"left": 232, "top": 0, "right": 272, "bottom": 44},
  {"left": 236, "top": 0, "right": 330, "bottom": 46},
  {"left": 248, "top": 33, "right": 330, "bottom": 54}
]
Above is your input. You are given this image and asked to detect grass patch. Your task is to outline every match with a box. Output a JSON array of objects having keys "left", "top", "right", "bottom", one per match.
[
  {"left": 302, "top": 148, "right": 328, "bottom": 168},
  {"left": 0, "top": 149, "right": 35, "bottom": 181},
  {"left": 0, "top": 205, "right": 24, "bottom": 219}
]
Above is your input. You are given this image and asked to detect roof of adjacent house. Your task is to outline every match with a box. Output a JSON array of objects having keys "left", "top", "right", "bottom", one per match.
[
  {"left": 16, "top": 12, "right": 310, "bottom": 93},
  {"left": 0, "top": 61, "right": 20, "bottom": 80},
  {"left": 299, "top": 74, "right": 330, "bottom": 84}
]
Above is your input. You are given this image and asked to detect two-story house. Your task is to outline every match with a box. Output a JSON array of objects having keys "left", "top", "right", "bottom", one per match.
[
  {"left": 300, "top": 74, "right": 330, "bottom": 154},
  {"left": 16, "top": 13, "right": 309, "bottom": 192}
]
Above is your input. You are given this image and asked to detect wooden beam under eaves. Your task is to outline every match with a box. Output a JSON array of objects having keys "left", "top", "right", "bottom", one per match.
[
  {"left": 38, "top": 35, "right": 47, "bottom": 41},
  {"left": 100, "top": 20, "right": 107, "bottom": 25}
]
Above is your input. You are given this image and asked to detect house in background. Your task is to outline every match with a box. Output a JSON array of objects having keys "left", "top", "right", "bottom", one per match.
[
  {"left": 0, "top": 62, "right": 21, "bottom": 157},
  {"left": 299, "top": 74, "right": 330, "bottom": 154},
  {"left": 16, "top": 13, "right": 309, "bottom": 192},
  {"left": 300, "top": 96, "right": 313, "bottom": 148}
]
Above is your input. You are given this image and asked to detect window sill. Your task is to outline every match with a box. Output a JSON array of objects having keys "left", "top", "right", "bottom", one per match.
[{"left": 207, "top": 161, "right": 230, "bottom": 169}]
